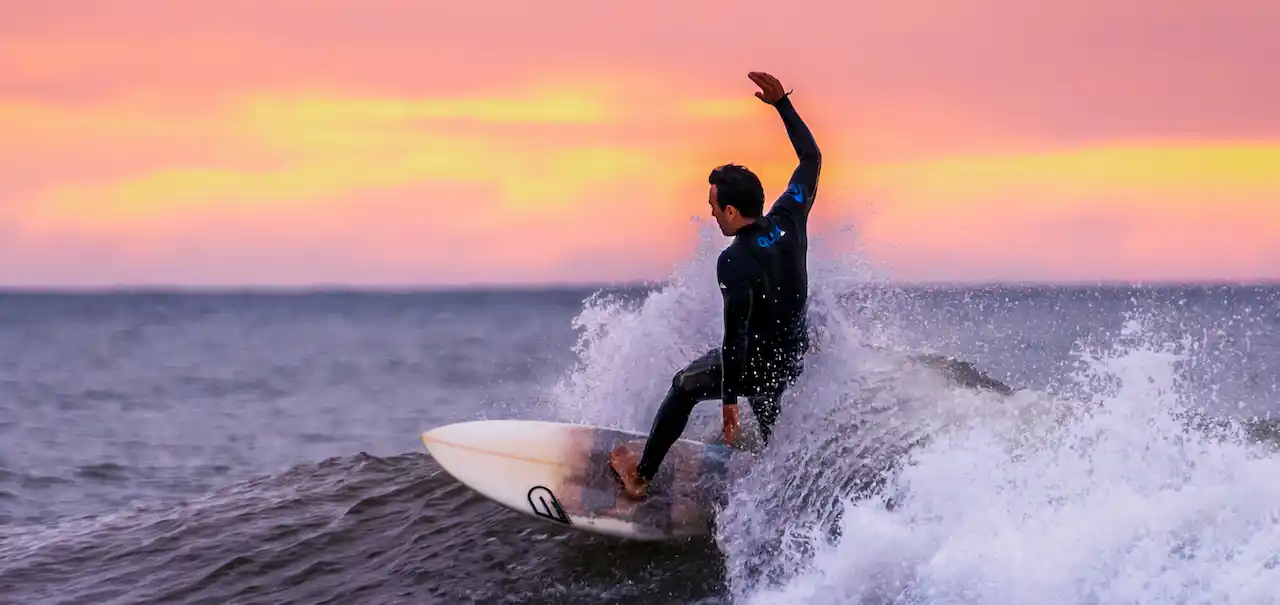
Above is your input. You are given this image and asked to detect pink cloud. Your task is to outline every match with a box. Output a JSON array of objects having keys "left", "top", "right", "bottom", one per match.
[{"left": 4, "top": 0, "right": 1276, "bottom": 147}]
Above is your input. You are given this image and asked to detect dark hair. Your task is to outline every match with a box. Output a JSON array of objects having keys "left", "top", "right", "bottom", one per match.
[{"left": 708, "top": 164, "right": 764, "bottom": 218}]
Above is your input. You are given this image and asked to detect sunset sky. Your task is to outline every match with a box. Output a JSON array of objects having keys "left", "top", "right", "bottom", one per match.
[{"left": 3, "top": 0, "right": 1278, "bottom": 287}]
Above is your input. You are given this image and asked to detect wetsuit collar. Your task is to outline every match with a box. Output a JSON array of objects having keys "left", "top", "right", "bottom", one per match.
[{"left": 733, "top": 218, "right": 767, "bottom": 238}]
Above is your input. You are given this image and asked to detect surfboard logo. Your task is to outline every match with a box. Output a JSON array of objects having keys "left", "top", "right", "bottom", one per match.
[{"left": 527, "top": 486, "right": 571, "bottom": 525}]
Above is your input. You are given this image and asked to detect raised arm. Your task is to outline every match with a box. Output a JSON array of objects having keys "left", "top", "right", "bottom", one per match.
[
  {"left": 775, "top": 95, "right": 821, "bottom": 208},
  {"left": 749, "top": 72, "right": 822, "bottom": 222}
]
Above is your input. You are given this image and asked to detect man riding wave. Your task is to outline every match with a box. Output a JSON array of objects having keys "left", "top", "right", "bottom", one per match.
[{"left": 611, "top": 71, "right": 822, "bottom": 500}]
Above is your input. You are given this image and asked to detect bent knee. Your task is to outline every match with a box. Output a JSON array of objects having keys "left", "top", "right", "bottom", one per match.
[
  {"left": 674, "top": 370, "right": 699, "bottom": 392},
  {"left": 674, "top": 369, "right": 714, "bottom": 393}
]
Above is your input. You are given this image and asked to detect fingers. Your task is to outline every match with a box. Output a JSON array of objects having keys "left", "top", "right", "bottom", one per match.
[
  {"left": 748, "top": 72, "right": 779, "bottom": 85},
  {"left": 748, "top": 72, "right": 784, "bottom": 97}
]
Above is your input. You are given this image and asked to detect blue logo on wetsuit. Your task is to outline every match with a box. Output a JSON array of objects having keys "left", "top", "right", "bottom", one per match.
[
  {"left": 757, "top": 224, "right": 785, "bottom": 248},
  {"left": 785, "top": 183, "right": 805, "bottom": 203}
]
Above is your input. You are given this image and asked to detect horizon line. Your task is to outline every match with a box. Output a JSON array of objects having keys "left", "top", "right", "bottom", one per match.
[{"left": 1, "top": 277, "right": 1277, "bottom": 295}]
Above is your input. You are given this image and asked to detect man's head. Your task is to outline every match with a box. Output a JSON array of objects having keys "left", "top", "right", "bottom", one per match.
[{"left": 707, "top": 164, "right": 764, "bottom": 236}]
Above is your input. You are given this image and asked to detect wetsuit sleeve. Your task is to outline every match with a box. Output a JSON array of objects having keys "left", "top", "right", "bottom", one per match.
[
  {"left": 717, "top": 249, "right": 755, "bottom": 406},
  {"left": 767, "top": 95, "right": 822, "bottom": 225}
]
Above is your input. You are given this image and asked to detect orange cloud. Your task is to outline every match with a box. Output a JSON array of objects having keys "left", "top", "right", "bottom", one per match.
[
  {"left": 847, "top": 144, "right": 1280, "bottom": 282},
  {"left": 16, "top": 74, "right": 1276, "bottom": 284},
  {"left": 861, "top": 143, "right": 1280, "bottom": 203}
]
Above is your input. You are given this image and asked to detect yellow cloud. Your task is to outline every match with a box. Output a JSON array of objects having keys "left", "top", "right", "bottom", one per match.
[
  {"left": 14, "top": 84, "right": 747, "bottom": 232},
  {"left": 842, "top": 142, "right": 1280, "bottom": 271},
  {"left": 15, "top": 78, "right": 1280, "bottom": 253},
  {"left": 26, "top": 136, "right": 671, "bottom": 231},
  {"left": 860, "top": 142, "right": 1280, "bottom": 206}
]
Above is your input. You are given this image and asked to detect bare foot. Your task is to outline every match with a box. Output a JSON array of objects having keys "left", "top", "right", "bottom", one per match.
[{"left": 609, "top": 444, "right": 649, "bottom": 500}]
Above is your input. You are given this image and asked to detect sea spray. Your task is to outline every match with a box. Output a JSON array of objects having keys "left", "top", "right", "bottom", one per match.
[
  {"left": 542, "top": 217, "right": 1280, "bottom": 604},
  {"left": 545, "top": 219, "right": 887, "bottom": 433},
  {"left": 545, "top": 225, "right": 727, "bottom": 431},
  {"left": 726, "top": 309, "right": 1280, "bottom": 605}
]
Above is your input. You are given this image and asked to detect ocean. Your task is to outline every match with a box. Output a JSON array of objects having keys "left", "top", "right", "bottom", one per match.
[{"left": 2, "top": 239, "right": 1279, "bottom": 603}]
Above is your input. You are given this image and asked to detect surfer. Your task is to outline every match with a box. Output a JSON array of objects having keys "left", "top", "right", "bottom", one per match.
[{"left": 611, "top": 71, "right": 822, "bottom": 500}]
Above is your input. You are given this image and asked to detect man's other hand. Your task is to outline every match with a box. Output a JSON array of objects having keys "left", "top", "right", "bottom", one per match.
[{"left": 722, "top": 403, "right": 740, "bottom": 446}]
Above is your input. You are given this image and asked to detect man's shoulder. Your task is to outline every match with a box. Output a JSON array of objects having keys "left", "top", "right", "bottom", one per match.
[
  {"left": 765, "top": 200, "right": 803, "bottom": 228},
  {"left": 716, "top": 242, "right": 740, "bottom": 269},
  {"left": 716, "top": 239, "right": 759, "bottom": 278}
]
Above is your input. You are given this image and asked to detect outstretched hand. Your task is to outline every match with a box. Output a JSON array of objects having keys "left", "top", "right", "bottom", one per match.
[{"left": 749, "top": 72, "right": 788, "bottom": 104}]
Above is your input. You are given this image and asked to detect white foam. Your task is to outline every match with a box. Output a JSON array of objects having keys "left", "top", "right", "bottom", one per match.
[
  {"left": 726, "top": 314, "right": 1280, "bottom": 605},
  {"left": 546, "top": 219, "right": 1280, "bottom": 604},
  {"left": 546, "top": 225, "right": 741, "bottom": 432}
]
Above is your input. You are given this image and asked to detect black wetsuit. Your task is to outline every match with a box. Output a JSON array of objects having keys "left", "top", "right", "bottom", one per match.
[{"left": 636, "top": 94, "right": 821, "bottom": 481}]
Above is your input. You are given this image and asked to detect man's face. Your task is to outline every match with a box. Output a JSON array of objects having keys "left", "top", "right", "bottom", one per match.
[{"left": 707, "top": 185, "right": 736, "bottom": 236}]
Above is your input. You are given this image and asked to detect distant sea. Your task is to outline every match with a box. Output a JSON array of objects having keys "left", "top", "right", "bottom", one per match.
[{"left": 2, "top": 280, "right": 1277, "bottom": 604}]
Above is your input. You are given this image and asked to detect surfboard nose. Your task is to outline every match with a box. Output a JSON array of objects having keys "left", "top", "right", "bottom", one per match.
[
  {"left": 420, "top": 418, "right": 575, "bottom": 461},
  {"left": 420, "top": 421, "right": 484, "bottom": 460},
  {"left": 420, "top": 421, "right": 467, "bottom": 449},
  {"left": 421, "top": 419, "right": 523, "bottom": 452}
]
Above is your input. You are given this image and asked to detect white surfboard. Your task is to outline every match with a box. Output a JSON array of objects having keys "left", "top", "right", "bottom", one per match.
[{"left": 420, "top": 419, "right": 741, "bottom": 541}]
